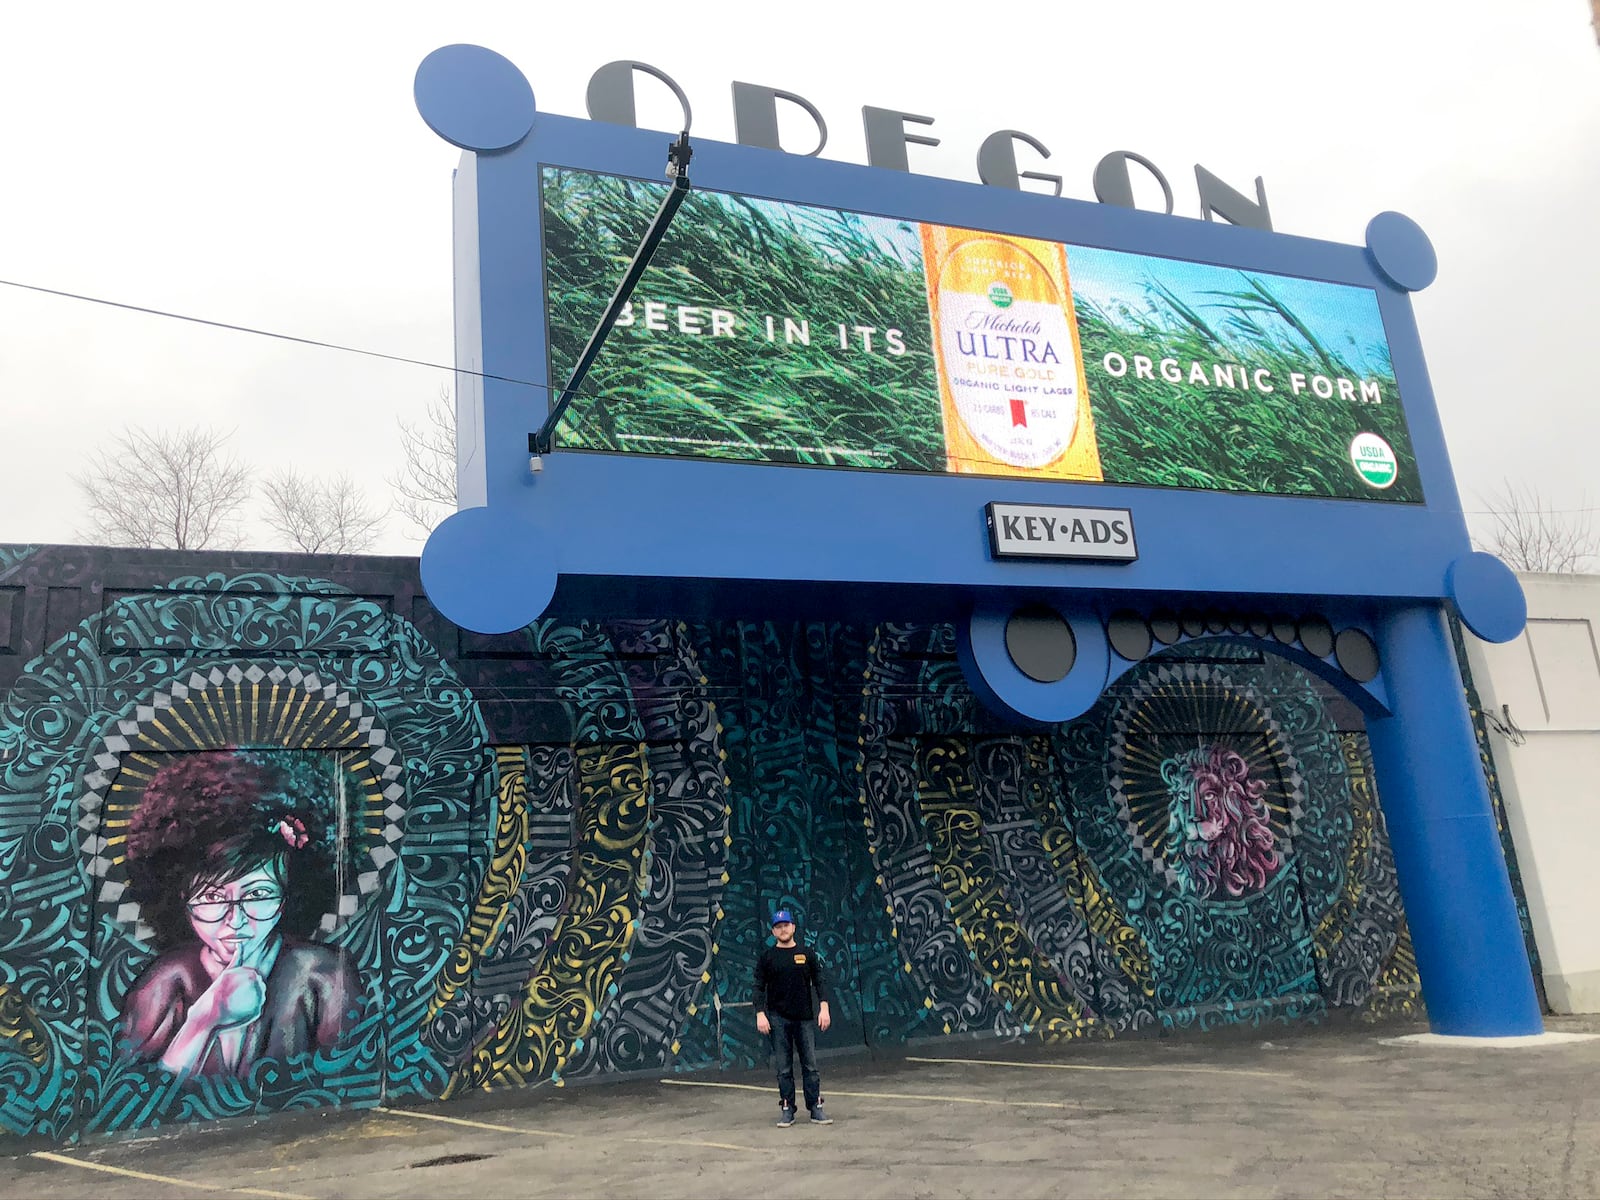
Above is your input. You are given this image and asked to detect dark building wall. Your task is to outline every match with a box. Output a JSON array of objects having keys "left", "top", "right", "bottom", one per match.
[{"left": 0, "top": 544, "right": 1422, "bottom": 1142}]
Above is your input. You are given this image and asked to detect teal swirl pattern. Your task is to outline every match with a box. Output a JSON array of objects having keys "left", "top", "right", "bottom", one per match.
[
  {"left": 424, "top": 619, "right": 729, "bottom": 1092},
  {"left": 0, "top": 546, "right": 39, "bottom": 582},
  {"left": 0, "top": 544, "right": 1438, "bottom": 1141},
  {"left": 0, "top": 572, "right": 486, "bottom": 1137},
  {"left": 688, "top": 621, "right": 928, "bottom": 1067}
]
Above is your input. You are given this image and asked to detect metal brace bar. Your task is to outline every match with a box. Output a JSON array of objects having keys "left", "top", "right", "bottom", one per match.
[{"left": 530, "top": 131, "right": 694, "bottom": 457}]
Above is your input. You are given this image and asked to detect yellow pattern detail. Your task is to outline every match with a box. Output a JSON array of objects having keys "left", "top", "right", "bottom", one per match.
[
  {"left": 0, "top": 983, "right": 48, "bottom": 1066},
  {"left": 917, "top": 737, "right": 1092, "bottom": 1040},
  {"left": 1313, "top": 734, "right": 1378, "bottom": 954},
  {"left": 446, "top": 742, "right": 652, "bottom": 1096},
  {"left": 1019, "top": 740, "right": 1156, "bottom": 998},
  {"left": 427, "top": 747, "right": 533, "bottom": 1020}
]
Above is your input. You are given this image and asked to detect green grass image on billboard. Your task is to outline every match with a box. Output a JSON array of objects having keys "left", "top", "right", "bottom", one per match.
[
  {"left": 541, "top": 167, "right": 944, "bottom": 472},
  {"left": 1068, "top": 245, "right": 1421, "bottom": 504},
  {"left": 540, "top": 167, "right": 1422, "bottom": 504}
]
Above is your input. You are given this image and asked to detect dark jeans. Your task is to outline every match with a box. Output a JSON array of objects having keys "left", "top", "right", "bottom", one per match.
[{"left": 768, "top": 1013, "right": 821, "bottom": 1111}]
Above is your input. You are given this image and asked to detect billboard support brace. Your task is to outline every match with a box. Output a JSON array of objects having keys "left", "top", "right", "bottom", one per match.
[
  {"left": 530, "top": 130, "right": 694, "bottom": 457},
  {"left": 1365, "top": 603, "right": 1544, "bottom": 1035}
]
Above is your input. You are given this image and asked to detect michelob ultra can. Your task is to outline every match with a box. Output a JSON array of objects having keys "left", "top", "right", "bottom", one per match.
[{"left": 919, "top": 224, "right": 1102, "bottom": 481}]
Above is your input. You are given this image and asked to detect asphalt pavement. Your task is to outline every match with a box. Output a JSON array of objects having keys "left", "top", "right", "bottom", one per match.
[{"left": 5, "top": 1015, "right": 1599, "bottom": 1199}]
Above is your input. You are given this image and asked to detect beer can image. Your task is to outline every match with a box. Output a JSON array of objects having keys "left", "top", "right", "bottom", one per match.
[{"left": 920, "top": 224, "right": 1102, "bottom": 481}]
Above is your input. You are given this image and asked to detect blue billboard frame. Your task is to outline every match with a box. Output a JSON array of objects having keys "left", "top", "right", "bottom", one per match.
[
  {"left": 423, "top": 99, "right": 1473, "bottom": 628},
  {"left": 413, "top": 45, "right": 1542, "bottom": 1038}
]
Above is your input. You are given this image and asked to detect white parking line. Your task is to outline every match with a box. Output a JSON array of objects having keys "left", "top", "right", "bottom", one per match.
[
  {"left": 31, "top": 1151, "right": 312, "bottom": 1200},
  {"left": 375, "top": 1106, "right": 578, "bottom": 1138},
  {"left": 906, "top": 1055, "right": 1289, "bottom": 1079},
  {"left": 660, "top": 1077, "right": 1104, "bottom": 1110},
  {"left": 376, "top": 1104, "right": 761, "bottom": 1153}
]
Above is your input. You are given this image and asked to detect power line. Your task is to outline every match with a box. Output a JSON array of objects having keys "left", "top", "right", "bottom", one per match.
[
  {"left": 1463, "top": 504, "right": 1600, "bottom": 515},
  {"left": 3, "top": 276, "right": 1596, "bottom": 516},
  {"left": 0, "top": 277, "right": 560, "bottom": 394}
]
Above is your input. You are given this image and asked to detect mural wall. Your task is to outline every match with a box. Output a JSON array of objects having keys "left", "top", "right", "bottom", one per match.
[{"left": 0, "top": 545, "right": 1429, "bottom": 1142}]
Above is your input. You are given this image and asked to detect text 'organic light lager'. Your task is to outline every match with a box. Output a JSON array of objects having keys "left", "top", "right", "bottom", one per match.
[{"left": 920, "top": 225, "right": 1102, "bottom": 480}]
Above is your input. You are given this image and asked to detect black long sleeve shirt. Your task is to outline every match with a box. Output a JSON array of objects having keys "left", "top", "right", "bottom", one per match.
[{"left": 753, "top": 941, "right": 830, "bottom": 1022}]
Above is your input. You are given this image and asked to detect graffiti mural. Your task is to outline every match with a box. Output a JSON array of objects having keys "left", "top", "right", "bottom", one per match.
[
  {"left": 115, "top": 751, "right": 362, "bottom": 1080},
  {"left": 0, "top": 558, "right": 487, "bottom": 1138},
  {"left": 0, "top": 546, "right": 1446, "bottom": 1142}
]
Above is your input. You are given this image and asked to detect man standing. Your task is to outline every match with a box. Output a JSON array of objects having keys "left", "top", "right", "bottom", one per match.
[{"left": 754, "top": 909, "right": 834, "bottom": 1127}]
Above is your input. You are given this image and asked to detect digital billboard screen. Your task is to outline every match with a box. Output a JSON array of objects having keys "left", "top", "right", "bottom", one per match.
[{"left": 543, "top": 167, "right": 1421, "bottom": 503}]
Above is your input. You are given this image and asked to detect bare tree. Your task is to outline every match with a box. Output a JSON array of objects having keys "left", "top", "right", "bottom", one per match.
[
  {"left": 389, "top": 386, "right": 457, "bottom": 539},
  {"left": 261, "top": 470, "right": 387, "bottom": 555},
  {"left": 1475, "top": 479, "right": 1599, "bottom": 574},
  {"left": 76, "top": 425, "right": 252, "bottom": 550}
]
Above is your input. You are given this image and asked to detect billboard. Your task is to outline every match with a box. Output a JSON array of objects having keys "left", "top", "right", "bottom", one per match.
[
  {"left": 544, "top": 167, "right": 1420, "bottom": 503},
  {"left": 414, "top": 46, "right": 1546, "bottom": 1044}
]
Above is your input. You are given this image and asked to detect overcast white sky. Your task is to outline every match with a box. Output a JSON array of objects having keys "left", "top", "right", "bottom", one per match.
[{"left": 0, "top": 1, "right": 1595, "bottom": 556}]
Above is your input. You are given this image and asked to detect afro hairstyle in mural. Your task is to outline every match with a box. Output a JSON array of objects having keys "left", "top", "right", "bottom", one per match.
[
  {"left": 118, "top": 750, "right": 364, "bottom": 1080},
  {"left": 124, "top": 750, "right": 349, "bottom": 949}
]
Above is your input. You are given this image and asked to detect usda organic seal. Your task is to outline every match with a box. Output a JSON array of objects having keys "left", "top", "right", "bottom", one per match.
[{"left": 1349, "top": 432, "right": 1398, "bottom": 489}]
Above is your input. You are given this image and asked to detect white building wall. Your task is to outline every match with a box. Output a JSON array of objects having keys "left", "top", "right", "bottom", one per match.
[{"left": 1463, "top": 572, "right": 1600, "bottom": 1013}]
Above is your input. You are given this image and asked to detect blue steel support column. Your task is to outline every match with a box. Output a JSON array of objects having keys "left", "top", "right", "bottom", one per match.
[{"left": 1365, "top": 602, "right": 1543, "bottom": 1036}]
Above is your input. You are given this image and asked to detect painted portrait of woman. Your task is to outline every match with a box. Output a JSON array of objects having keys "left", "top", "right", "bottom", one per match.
[{"left": 119, "top": 751, "right": 360, "bottom": 1080}]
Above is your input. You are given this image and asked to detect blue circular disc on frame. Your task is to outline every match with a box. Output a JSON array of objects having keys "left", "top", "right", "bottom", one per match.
[
  {"left": 1365, "top": 211, "right": 1438, "bottom": 292},
  {"left": 959, "top": 604, "right": 1110, "bottom": 724},
  {"left": 421, "top": 506, "right": 558, "bottom": 634},
  {"left": 415, "top": 44, "right": 537, "bottom": 152},
  {"left": 1448, "top": 552, "right": 1527, "bottom": 644}
]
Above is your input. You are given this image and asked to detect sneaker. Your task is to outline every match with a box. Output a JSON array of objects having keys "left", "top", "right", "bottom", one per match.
[
  {"left": 776, "top": 1105, "right": 796, "bottom": 1128},
  {"left": 809, "top": 1105, "right": 833, "bottom": 1125}
]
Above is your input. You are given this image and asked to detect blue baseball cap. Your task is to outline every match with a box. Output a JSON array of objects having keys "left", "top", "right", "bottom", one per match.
[{"left": 770, "top": 909, "right": 795, "bottom": 926}]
